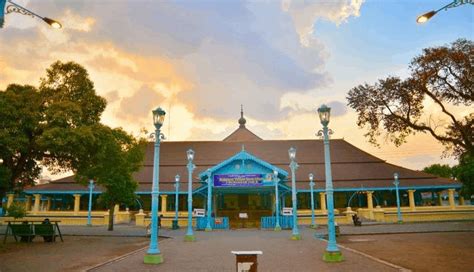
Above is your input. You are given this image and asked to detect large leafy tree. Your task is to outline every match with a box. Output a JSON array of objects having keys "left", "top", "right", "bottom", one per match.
[
  {"left": 347, "top": 39, "right": 473, "bottom": 194},
  {"left": 0, "top": 61, "right": 106, "bottom": 198},
  {"left": 423, "top": 164, "right": 455, "bottom": 179},
  {"left": 72, "top": 125, "right": 146, "bottom": 231}
]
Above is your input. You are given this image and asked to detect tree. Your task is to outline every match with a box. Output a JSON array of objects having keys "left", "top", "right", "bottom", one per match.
[
  {"left": 347, "top": 39, "right": 473, "bottom": 193},
  {"left": 0, "top": 61, "right": 106, "bottom": 199},
  {"left": 347, "top": 39, "right": 472, "bottom": 157},
  {"left": 423, "top": 164, "right": 454, "bottom": 179},
  {"left": 73, "top": 125, "right": 146, "bottom": 231}
]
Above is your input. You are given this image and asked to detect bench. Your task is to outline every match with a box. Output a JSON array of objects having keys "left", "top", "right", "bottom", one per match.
[
  {"left": 3, "top": 220, "right": 63, "bottom": 243},
  {"left": 9, "top": 223, "right": 35, "bottom": 242}
]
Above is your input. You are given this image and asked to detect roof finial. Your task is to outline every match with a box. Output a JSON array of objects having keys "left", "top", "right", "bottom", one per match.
[
  {"left": 238, "top": 104, "right": 246, "bottom": 128},
  {"left": 242, "top": 144, "right": 245, "bottom": 151}
]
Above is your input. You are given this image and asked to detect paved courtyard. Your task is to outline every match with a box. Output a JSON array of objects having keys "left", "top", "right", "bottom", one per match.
[{"left": 0, "top": 221, "right": 473, "bottom": 271}]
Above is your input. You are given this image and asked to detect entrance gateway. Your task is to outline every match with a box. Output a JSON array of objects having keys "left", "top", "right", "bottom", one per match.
[{"left": 198, "top": 147, "right": 290, "bottom": 229}]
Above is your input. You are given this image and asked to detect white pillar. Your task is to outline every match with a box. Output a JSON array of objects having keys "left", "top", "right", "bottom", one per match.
[
  {"left": 319, "top": 192, "right": 327, "bottom": 211},
  {"left": 73, "top": 194, "right": 81, "bottom": 214},
  {"left": 6, "top": 194, "right": 14, "bottom": 208},
  {"left": 448, "top": 189, "right": 456, "bottom": 209},
  {"left": 366, "top": 191, "right": 374, "bottom": 210},
  {"left": 161, "top": 195, "right": 168, "bottom": 213},
  {"left": 408, "top": 190, "right": 416, "bottom": 211},
  {"left": 33, "top": 194, "right": 41, "bottom": 214}
]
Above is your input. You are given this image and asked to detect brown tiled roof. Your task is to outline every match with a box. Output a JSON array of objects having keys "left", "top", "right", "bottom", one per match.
[
  {"left": 223, "top": 127, "right": 263, "bottom": 142},
  {"left": 30, "top": 134, "right": 459, "bottom": 193}
]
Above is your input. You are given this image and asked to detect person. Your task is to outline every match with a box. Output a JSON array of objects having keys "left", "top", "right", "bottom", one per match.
[
  {"left": 158, "top": 214, "right": 163, "bottom": 228},
  {"left": 42, "top": 218, "right": 54, "bottom": 242},
  {"left": 19, "top": 221, "right": 35, "bottom": 242}
]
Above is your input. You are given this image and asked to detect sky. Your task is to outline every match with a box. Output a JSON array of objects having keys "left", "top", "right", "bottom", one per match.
[{"left": 0, "top": 0, "right": 473, "bottom": 179}]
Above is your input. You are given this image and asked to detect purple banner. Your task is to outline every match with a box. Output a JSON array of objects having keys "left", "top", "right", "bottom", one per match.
[{"left": 214, "top": 174, "right": 264, "bottom": 187}]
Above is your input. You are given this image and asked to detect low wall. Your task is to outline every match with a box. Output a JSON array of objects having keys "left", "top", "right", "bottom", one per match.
[
  {"left": 0, "top": 210, "right": 132, "bottom": 226},
  {"left": 372, "top": 206, "right": 474, "bottom": 223}
]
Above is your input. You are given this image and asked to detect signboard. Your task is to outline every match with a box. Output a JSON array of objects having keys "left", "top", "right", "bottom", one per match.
[
  {"left": 193, "top": 208, "right": 205, "bottom": 217},
  {"left": 239, "top": 213, "right": 248, "bottom": 219},
  {"left": 215, "top": 218, "right": 222, "bottom": 224},
  {"left": 282, "top": 207, "right": 293, "bottom": 216},
  {"left": 214, "top": 174, "right": 266, "bottom": 187}
]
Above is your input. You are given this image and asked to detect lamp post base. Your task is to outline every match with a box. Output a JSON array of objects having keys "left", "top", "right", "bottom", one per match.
[
  {"left": 184, "top": 234, "right": 196, "bottom": 242},
  {"left": 87, "top": 224, "right": 92, "bottom": 227},
  {"left": 310, "top": 224, "right": 318, "bottom": 229},
  {"left": 397, "top": 220, "right": 403, "bottom": 224},
  {"left": 323, "top": 251, "right": 343, "bottom": 262},
  {"left": 144, "top": 253, "right": 163, "bottom": 264},
  {"left": 290, "top": 233, "right": 302, "bottom": 240},
  {"left": 274, "top": 226, "right": 282, "bottom": 231},
  {"left": 205, "top": 227, "right": 212, "bottom": 232}
]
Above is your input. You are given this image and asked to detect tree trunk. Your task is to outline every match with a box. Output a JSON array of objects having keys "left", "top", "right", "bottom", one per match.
[{"left": 108, "top": 203, "right": 114, "bottom": 231}]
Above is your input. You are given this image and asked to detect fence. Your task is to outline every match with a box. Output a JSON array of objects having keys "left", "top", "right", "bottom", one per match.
[
  {"left": 196, "top": 217, "right": 229, "bottom": 230},
  {"left": 260, "top": 216, "right": 293, "bottom": 229}
]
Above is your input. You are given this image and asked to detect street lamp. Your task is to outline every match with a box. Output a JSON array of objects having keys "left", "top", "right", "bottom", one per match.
[
  {"left": 309, "top": 173, "right": 316, "bottom": 229},
  {"left": 205, "top": 170, "right": 212, "bottom": 232},
  {"left": 1, "top": 0, "right": 62, "bottom": 29},
  {"left": 318, "top": 104, "right": 343, "bottom": 262},
  {"left": 273, "top": 169, "right": 281, "bottom": 231},
  {"left": 87, "top": 179, "right": 94, "bottom": 226},
  {"left": 416, "top": 0, "right": 473, "bottom": 24},
  {"left": 288, "top": 147, "right": 301, "bottom": 240},
  {"left": 144, "top": 107, "right": 165, "bottom": 265},
  {"left": 185, "top": 149, "right": 196, "bottom": 242},
  {"left": 393, "top": 173, "right": 403, "bottom": 223},
  {"left": 173, "top": 174, "right": 180, "bottom": 229}
]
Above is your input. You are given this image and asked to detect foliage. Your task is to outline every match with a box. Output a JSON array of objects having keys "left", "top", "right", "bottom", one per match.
[
  {"left": 454, "top": 153, "right": 474, "bottom": 197},
  {"left": 0, "top": 61, "right": 107, "bottom": 198},
  {"left": 6, "top": 202, "right": 26, "bottom": 219},
  {"left": 73, "top": 125, "right": 147, "bottom": 231},
  {"left": 347, "top": 39, "right": 473, "bottom": 158},
  {"left": 423, "top": 164, "right": 455, "bottom": 179}
]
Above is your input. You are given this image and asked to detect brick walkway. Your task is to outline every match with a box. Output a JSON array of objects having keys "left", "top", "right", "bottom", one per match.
[{"left": 90, "top": 228, "right": 399, "bottom": 272}]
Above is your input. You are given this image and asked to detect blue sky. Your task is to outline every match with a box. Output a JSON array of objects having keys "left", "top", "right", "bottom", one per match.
[{"left": 0, "top": 0, "right": 472, "bottom": 172}]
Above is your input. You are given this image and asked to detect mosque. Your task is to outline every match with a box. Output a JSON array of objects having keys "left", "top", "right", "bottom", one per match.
[{"left": 7, "top": 108, "right": 464, "bottom": 228}]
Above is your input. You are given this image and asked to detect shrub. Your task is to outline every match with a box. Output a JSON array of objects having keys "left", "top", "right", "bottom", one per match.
[{"left": 6, "top": 203, "right": 26, "bottom": 219}]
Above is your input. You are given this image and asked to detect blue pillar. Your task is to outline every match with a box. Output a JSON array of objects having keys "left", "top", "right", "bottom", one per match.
[
  {"left": 205, "top": 171, "right": 213, "bottom": 231},
  {"left": 394, "top": 173, "right": 403, "bottom": 223},
  {"left": 309, "top": 174, "right": 316, "bottom": 228},
  {"left": 289, "top": 147, "right": 301, "bottom": 240},
  {"left": 185, "top": 149, "right": 196, "bottom": 242},
  {"left": 274, "top": 170, "right": 281, "bottom": 231},
  {"left": 87, "top": 179, "right": 94, "bottom": 226},
  {"left": 0, "top": 0, "right": 6, "bottom": 28},
  {"left": 144, "top": 125, "right": 164, "bottom": 264},
  {"left": 174, "top": 174, "right": 180, "bottom": 229},
  {"left": 318, "top": 104, "right": 343, "bottom": 262}
]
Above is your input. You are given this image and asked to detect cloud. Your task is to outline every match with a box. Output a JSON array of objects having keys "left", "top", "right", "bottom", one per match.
[{"left": 116, "top": 85, "right": 166, "bottom": 122}]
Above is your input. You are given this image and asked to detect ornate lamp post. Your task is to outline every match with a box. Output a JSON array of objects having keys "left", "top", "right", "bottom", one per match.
[
  {"left": 309, "top": 173, "right": 316, "bottom": 228},
  {"left": 173, "top": 174, "right": 180, "bottom": 229},
  {"left": 288, "top": 147, "right": 301, "bottom": 240},
  {"left": 1, "top": 0, "right": 62, "bottom": 28},
  {"left": 185, "top": 149, "right": 196, "bottom": 242},
  {"left": 416, "top": 0, "right": 473, "bottom": 24},
  {"left": 393, "top": 173, "right": 403, "bottom": 223},
  {"left": 143, "top": 107, "right": 166, "bottom": 265},
  {"left": 87, "top": 179, "right": 94, "bottom": 226},
  {"left": 318, "top": 104, "right": 343, "bottom": 262},
  {"left": 205, "top": 170, "right": 213, "bottom": 232},
  {"left": 273, "top": 169, "right": 281, "bottom": 231}
]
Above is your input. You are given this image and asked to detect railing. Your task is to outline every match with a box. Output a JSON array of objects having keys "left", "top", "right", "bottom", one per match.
[
  {"left": 260, "top": 216, "right": 293, "bottom": 229},
  {"left": 196, "top": 217, "right": 229, "bottom": 230}
]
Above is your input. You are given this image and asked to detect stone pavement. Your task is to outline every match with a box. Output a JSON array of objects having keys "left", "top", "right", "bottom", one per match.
[{"left": 90, "top": 227, "right": 401, "bottom": 272}]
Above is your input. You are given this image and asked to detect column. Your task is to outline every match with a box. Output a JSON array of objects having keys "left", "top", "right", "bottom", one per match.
[
  {"left": 459, "top": 196, "right": 465, "bottom": 206},
  {"left": 25, "top": 195, "right": 32, "bottom": 211},
  {"left": 319, "top": 192, "right": 327, "bottom": 211},
  {"left": 6, "top": 193, "right": 14, "bottom": 208},
  {"left": 437, "top": 192, "right": 443, "bottom": 206},
  {"left": 33, "top": 194, "right": 41, "bottom": 214},
  {"left": 46, "top": 197, "right": 52, "bottom": 211},
  {"left": 161, "top": 195, "right": 168, "bottom": 213},
  {"left": 448, "top": 189, "right": 455, "bottom": 209},
  {"left": 73, "top": 194, "right": 81, "bottom": 214},
  {"left": 366, "top": 191, "right": 374, "bottom": 210},
  {"left": 408, "top": 190, "right": 416, "bottom": 211}
]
